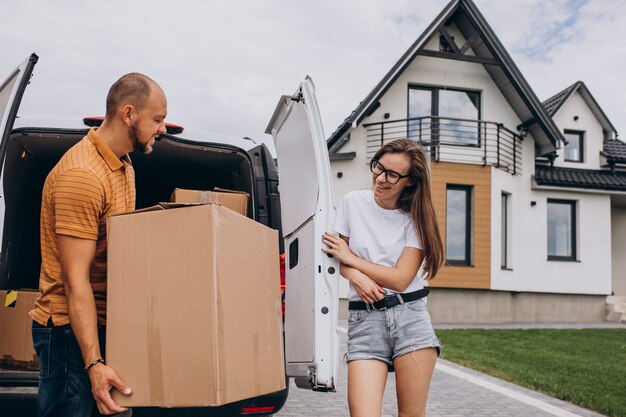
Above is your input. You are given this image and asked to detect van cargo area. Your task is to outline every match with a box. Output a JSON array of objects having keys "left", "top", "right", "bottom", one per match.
[
  {"left": 0, "top": 128, "right": 272, "bottom": 292},
  {"left": 0, "top": 127, "right": 285, "bottom": 417}
]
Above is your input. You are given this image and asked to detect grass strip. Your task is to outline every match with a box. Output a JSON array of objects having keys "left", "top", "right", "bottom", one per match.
[{"left": 435, "top": 329, "right": 626, "bottom": 417}]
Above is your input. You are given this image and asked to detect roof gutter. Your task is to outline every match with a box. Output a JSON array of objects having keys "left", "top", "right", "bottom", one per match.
[{"left": 531, "top": 179, "right": 626, "bottom": 195}]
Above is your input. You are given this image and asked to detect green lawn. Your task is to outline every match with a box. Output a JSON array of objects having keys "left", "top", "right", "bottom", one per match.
[{"left": 435, "top": 328, "right": 626, "bottom": 417}]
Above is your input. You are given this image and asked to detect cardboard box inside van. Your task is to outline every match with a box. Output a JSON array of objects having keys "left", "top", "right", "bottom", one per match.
[
  {"left": 0, "top": 290, "right": 39, "bottom": 371},
  {"left": 171, "top": 188, "right": 249, "bottom": 216},
  {"left": 106, "top": 203, "right": 285, "bottom": 407}
]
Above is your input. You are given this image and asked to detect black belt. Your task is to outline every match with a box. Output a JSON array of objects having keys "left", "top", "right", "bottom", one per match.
[{"left": 348, "top": 288, "right": 430, "bottom": 311}]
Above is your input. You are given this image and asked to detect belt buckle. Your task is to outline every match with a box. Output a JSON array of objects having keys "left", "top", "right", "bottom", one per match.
[
  {"left": 370, "top": 295, "right": 392, "bottom": 311},
  {"left": 371, "top": 293, "right": 405, "bottom": 311},
  {"left": 370, "top": 303, "right": 386, "bottom": 311}
]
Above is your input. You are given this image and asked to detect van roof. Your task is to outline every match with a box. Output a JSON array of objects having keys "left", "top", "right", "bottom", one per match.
[{"left": 12, "top": 118, "right": 260, "bottom": 152}]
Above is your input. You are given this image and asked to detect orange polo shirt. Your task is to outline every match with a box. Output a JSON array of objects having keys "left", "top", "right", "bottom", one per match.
[{"left": 30, "top": 128, "right": 136, "bottom": 326}]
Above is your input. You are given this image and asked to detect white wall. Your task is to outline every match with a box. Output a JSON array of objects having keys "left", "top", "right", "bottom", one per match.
[
  {"left": 491, "top": 169, "right": 613, "bottom": 294},
  {"left": 552, "top": 91, "right": 605, "bottom": 170}
]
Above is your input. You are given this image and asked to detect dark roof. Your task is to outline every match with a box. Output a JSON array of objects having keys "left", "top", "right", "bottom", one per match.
[
  {"left": 534, "top": 166, "right": 626, "bottom": 191},
  {"left": 603, "top": 138, "right": 626, "bottom": 163},
  {"left": 542, "top": 83, "right": 578, "bottom": 116},
  {"left": 542, "top": 81, "right": 617, "bottom": 136},
  {"left": 328, "top": 0, "right": 562, "bottom": 156}
]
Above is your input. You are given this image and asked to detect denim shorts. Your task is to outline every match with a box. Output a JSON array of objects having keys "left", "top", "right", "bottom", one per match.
[{"left": 346, "top": 299, "right": 441, "bottom": 371}]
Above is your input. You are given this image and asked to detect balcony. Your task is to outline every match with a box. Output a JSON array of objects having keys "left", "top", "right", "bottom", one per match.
[{"left": 363, "top": 116, "right": 524, "bottom": 175}]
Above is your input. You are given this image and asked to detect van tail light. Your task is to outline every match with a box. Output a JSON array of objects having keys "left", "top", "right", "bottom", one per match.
[
  {"left": 279, "top": 253, "right": 286, "bottom": 317},
  {"left": 242, "top": 405, "right": 276, "bottom": 414},
  {"left": 82, "top": 117, "right": 185, "bottom": 135}
]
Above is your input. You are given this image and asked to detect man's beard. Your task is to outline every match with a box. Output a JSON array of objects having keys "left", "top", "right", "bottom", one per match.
[{"left": 130, "top": 123, "right": 153, "bottom": 155}]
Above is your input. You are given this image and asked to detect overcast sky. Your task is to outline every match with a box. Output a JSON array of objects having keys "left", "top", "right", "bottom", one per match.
[{"left": 1, "top": 0, "right": 625, "bottom": 151}]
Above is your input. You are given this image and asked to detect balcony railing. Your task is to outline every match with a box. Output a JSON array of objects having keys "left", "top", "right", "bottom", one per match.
[{"left": 363, "top": 116, "right": 524, "bottom": 175}]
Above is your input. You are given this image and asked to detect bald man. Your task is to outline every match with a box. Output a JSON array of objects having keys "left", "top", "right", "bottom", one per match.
[{"left": 30, "top": 73, "right": 167, "bottom": 416}]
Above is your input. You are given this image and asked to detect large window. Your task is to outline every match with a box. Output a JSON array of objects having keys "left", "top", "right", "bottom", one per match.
[
  {"left": 547, "top": 199, "right": 577, "bottom": 261},
  {"left": 408, "top": 86, "right": 481, "bottom": 146},
  {"left": 563, "top": 130, "right": 584, "bottom": 162},
  {"left": 446, "top": 185, "right": 472, "bottom": 265}
]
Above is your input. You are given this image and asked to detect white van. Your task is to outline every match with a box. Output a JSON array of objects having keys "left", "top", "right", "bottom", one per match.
[{"left": 0, "top": 53, "right": 339, "bottom": 417}]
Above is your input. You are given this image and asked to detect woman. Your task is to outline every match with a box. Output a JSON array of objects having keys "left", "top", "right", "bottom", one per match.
[{"left": 323, "top": 139, "right": 444, "bottom": 417}]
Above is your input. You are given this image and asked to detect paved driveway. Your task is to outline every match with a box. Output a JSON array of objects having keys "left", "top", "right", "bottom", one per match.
[{"left": 276, "top": 322, "right": 604, "bottom": 417}]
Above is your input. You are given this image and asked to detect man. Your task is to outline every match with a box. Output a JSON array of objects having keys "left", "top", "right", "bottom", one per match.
[{"left": 30, "top": 73, "right": 167, "bottom": 416}]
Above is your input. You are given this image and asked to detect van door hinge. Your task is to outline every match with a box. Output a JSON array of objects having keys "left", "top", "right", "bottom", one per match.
[{"left": 290, "top": 89, "right": 304, "bottom": 104}]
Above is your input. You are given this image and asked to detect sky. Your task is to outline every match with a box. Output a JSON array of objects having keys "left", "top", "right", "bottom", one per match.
[{"left": 1, "top": 0, "right": 625, "bottom": 152}]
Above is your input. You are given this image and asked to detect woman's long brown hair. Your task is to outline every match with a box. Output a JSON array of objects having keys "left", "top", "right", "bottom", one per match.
[{"left": 372, "top": 139, "right": 444, "bottom": 279}]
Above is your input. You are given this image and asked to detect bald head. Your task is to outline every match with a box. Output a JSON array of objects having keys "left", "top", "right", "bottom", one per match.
[{"left": 105, "top": 73, "right": 163, "bottom": 119}]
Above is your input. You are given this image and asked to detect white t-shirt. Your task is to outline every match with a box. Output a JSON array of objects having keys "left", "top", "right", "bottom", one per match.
[{"left": 334, "top": 189, "right": 423, "bottom": 302}]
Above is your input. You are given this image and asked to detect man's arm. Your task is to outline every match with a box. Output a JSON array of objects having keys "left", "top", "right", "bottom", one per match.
[{"left": 58, "top": 234, "right": 131, "bottom": 415}]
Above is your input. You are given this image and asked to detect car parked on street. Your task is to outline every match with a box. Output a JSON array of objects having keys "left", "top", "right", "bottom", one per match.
[{"left": 0, "top": 53, "right": 339, "bottom": 416}]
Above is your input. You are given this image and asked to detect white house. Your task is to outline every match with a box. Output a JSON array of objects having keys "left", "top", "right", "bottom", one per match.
[{"left": 327, "top": 0, "right": 626, "bottom": 322}]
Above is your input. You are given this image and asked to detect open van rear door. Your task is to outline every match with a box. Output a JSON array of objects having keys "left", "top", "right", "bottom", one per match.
[
  {"left": 0, "top": 53, "right": 38, "bottom": 284},
  {"left": 266, "top": 77, "right": 339, "bottom": 391}
]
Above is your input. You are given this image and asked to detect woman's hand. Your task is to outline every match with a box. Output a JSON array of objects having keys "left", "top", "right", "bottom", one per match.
[
  {"left": 342, "top": 267, "right": 386, "bottom": 304},
  {"left": 322, "top": 233, "right": 356, "bottom": 265}
]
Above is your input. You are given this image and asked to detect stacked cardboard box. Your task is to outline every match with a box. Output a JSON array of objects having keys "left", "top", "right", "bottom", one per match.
[
  {"left": 171, "top": 188, "right": 249, "bottom": 216},
  {"left": 106, "top": 196, "right": 284, "bottom": 407},
  {"left": 0, "top": 290, "right": 39, "bottom": 371}
]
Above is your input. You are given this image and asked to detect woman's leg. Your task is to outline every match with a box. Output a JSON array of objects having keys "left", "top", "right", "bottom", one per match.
[
  {"left": 348, "top": 359, "right": 389, "bottom": 417},
  {"left": 394, "top": 347, "right": 437, "bottom": 417}
]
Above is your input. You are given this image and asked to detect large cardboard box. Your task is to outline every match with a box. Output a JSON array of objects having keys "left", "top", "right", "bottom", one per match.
[
  {"left": 171, "top": 188, "right": 249, "bottom": 216},
  {"left": 106, "top": 203, "right": 285, "bottom": 407},
  {"left": 0, "top": 290, "right": 39, "bottom": 371}
]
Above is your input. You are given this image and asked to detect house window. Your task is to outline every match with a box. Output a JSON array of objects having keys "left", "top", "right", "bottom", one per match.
[
  {"left": 563, "top": 130, "right": 584, "bottom": 162},
  {"left": 446, "top": 185, "right": 472, "bottom": 265},
  {"left": 408, "top": 86, "right": 481, "bottom": 146},
  {"left": 547, "top": 199, "right": 577, "bottom": 261},
  {"left": 501, "top": 192, "right": 512, "bottom": 269}
]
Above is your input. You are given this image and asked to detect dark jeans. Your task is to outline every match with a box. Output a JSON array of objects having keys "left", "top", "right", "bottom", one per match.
[{"left": 32, "top": 320, "right": 106, "bottom": 417}]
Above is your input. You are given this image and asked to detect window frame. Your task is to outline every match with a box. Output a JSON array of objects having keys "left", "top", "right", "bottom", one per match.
[
  {"left": 407, "top": 85, "right": 482, "bottom": 148},
  {"left": 563, "top": 130, "right": 585, "bottom": 163},
  {"left": 547, "top": 199, "right": 577, "bottom": 261},
  {"left": 445, "top": 184, "right": 473, "bottom": 266},
  {"left": 501, "top": 192, "right": 510, "bottom": 269}
]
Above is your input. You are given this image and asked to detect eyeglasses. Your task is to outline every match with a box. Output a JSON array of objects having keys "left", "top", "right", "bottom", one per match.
[{"left": 370, "top": 159, "right": 411, "bottom": 184}]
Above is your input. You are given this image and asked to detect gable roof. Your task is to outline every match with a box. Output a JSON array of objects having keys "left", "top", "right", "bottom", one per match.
[
  {"left": 328, "top": 0, "right": 563, "bottom": 156},
  {"left": 534, "top": 165, "right": 626, "bottom": 192},
  {"left": 542, "top": 81, "right": 618, "bottom": 138}
]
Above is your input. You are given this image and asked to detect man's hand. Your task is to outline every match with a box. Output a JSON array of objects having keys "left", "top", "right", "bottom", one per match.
[
  {"left": 88, "top": 363, "right": 132, "bottom": 415},
  {"left": 343, "top": 267, "right": 386, "bottom": 304}
]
